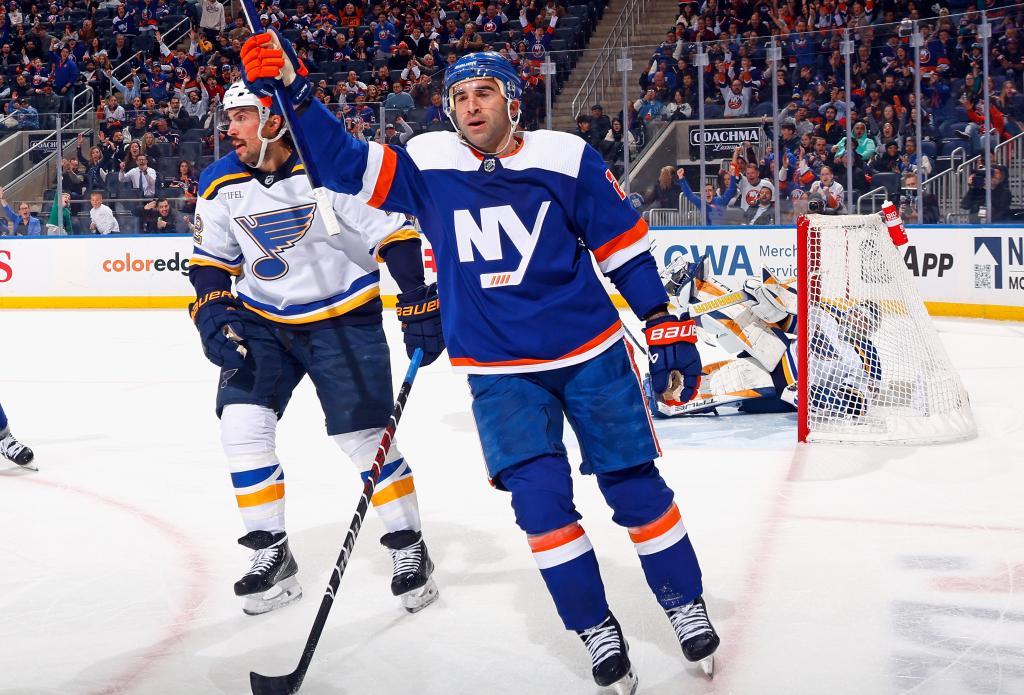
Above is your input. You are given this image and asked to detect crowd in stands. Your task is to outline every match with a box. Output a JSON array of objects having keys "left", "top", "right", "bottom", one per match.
[
  {"left": 0, "top": 0, "right": 1020, "bottom": 233},
  {"left": 0, "top": 0, "right": 604, "bottom": 234},
  {"left": 592, "top": 0, "right": 1023, "bottom": 224}
]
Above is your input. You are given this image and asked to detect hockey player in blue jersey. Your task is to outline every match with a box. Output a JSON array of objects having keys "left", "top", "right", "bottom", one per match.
[
  {"left": 242, "top": 37, "right": 719, "bottom": 689},
  {"left": 188, "top": 81, "right": 443, "bottom": 616},
  {"left": 0, "top": 401, "right": 36, "bottom": 471}
]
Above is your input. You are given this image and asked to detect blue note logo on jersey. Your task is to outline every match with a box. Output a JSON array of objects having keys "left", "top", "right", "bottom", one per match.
[{"left": 235, "top": 204, "right": 317, "bottom": 280}]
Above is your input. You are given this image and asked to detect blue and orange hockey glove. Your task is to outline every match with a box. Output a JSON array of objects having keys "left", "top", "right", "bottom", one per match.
[
  {"left": 240, "top": 29, "right": 311, "bottom": 111},
  {"left": 644, "top": 314, "right": 701, "bottom": 404},
  {"left": 395, "top": 284, "right": 445, "bottom": 366}
]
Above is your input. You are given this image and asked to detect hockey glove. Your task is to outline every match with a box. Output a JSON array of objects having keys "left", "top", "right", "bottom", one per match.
[
  {"left": 241, "top": 30, "right": 312, "bottom": 111},
  {"left": 189, "top": 289, "right": 249, "bottom": 370},
  {"left": 395, "top": 284, "right": 445, "bottom": 366},
  {"left": 644, "top": 314, "right": 701, "bottom": 404}
]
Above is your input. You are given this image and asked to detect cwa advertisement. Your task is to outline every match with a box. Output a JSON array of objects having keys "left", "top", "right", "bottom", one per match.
[{"left": 1, "top": 227, "right": 1021, "bottom": 320}]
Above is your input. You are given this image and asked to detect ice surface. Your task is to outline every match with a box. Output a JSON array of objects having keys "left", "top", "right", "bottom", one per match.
[{"left": 1, "top": 311, "right": 1022, "bottom": 695}]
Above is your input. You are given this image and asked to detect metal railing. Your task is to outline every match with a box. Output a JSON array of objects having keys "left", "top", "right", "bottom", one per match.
[
  {"left": 856, "top": 185, "right": 887, "bottom": 214},
  {"left": 107, "top": 16, "right": 193, "bottom": 96},
  {"left": 943, "top": 130, "right": 1024, "bottom": 222},
  {"left": 570, "top": 0, "right": 652, "bottom": 120},
  {"left": 643, "top": 207, "right": 680, "bottom": 226},
  {"left": 0, "top": 103, "right": 95, "bottom": 189}
]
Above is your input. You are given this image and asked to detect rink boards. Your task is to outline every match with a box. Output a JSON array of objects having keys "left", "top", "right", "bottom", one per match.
[{"left": 0, "top": 225, "right": 1021, "bottom": 320}]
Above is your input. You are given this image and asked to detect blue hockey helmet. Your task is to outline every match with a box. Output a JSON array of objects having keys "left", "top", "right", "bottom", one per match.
[{"left": 442, "top": 51, "right": 523, "bottom": 119}]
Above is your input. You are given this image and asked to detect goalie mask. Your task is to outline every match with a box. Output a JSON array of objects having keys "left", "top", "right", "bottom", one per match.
[{"left": 222, "top": 81, "right": 288, "bottom": 169}]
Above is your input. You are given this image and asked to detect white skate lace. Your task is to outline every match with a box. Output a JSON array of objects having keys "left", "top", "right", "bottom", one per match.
[
  {"left": 390, "top": 543, "right": 422, "bottom": 576},
  {"left": 578, "top": 618, "right": 623, "bottom": 667},
  {"left": 1, "top": 434, "right": 25, "bottom": 460},
  {"left": 668, "top": 601, "right": 712, "bottom": 644},
  {"left": 244, "top": 546, "right": 280, "bottom": 577}
]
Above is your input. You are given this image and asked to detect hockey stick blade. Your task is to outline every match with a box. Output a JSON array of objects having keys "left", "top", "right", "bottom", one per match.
[{"left": 250, "top": 671, "right": 299, "bottom": 695}]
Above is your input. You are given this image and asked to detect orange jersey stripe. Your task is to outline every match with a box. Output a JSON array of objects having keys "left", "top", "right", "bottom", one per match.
[
  {"left": 236, "top": 483, "right": 284, "bottom": 509},
  {"left": 450, "top": 320, "right": 621, "bottom": 368},
  {"left": 367, "top": 145, "right": 398, "bottom": 209},
  {"left": 592, "top": 218, "right": 649, "bottom": 263},
  {"left": 528, "top": 523, "right": 585, "bottom": 553},
  {"left": 629, "top": 504, "right": 681, "bottom": 544}
]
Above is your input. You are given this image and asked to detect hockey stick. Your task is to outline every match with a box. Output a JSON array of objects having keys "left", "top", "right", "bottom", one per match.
[
  {"left": 250, "top": 348, "right": 425, "bottom": 695},
  {"left": 237, "top": 0, "right": 342, "bottom": 236}
]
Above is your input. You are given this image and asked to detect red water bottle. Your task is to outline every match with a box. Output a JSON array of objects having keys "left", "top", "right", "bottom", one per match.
[{"left": 881, "top": 200, "right": 908, "bottom": 247}]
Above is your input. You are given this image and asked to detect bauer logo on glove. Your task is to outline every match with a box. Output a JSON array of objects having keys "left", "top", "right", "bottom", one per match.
[
  {"left": 645, "top": 321, "right": 697, "bottom": 345},
  {"left": 644, "top": 314, "right": 702, "bottom": 404}
]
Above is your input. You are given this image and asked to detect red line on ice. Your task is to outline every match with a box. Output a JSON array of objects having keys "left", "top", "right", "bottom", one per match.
[{"left": 19, "top": 477, "right": 211, "bottom": 695}]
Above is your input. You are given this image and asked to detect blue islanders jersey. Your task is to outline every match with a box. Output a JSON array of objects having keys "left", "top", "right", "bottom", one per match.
[
  {"left": 297, "top": 101, "right": 660, "bottom": 374},
  {"left": 190, "top": 151, "right": 417, "bottom": 324}
]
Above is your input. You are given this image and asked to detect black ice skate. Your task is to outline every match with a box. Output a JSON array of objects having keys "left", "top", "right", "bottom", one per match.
[
  {"left": 666, "top": 596, "right": 720, "bottom": 677},
  {"left": 576, "top": 612, "right": 638, "bottom": 695},
  {"left": 0, "top": 428, "right": 36, "bottom": 471},
  {"left": 234, "top": 530, "right": 302, "bottom": 616},
  {"left": 380, "top": 530, "right": 439, "bottom": 613}
]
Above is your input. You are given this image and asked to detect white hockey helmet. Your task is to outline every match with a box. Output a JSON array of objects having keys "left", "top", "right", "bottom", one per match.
[{"left": 221, "top": 81, "right": 287, "bottom": 169}]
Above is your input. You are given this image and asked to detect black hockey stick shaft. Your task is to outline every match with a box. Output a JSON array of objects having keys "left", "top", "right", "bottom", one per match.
[{"left": 250, "top": 348, "right": 425, "bottom": 695}]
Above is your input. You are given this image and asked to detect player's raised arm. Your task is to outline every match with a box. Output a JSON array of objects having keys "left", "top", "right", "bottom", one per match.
[{"left": 239, "top": 30, "right": 428, "bottom": 216}]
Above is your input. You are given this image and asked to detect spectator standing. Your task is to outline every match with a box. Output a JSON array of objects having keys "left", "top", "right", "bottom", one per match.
[
  {"left": 743, "top": 187, "right": 775, "bottom": 225},
  {"left": 0, "top": 188, "right": 42, "bottom": 235},
  {"left": 735, "top": 163, "right": 775, "bottom": 212},
  {"left": 381, "top": 116, "right": 414, "bottom": 146},
  {"left": 48, "top": 191, "right": 73, "bottom": 234},
  {"left": 88, "top": 191, "right": 119, "bottom": 234},
  {"left": 676, "top": 167, "right": 739, "bottom": 225},
  {"left": 199, "top": 0, "right": 226, "bottom": 40},
  {"left": 119, "top": 154, "right": 158, "bottom": 197}
]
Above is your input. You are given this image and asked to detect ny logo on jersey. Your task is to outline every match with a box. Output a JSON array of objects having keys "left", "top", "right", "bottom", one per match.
[
  {"left": 453, "top": 202, "right": 551, "bottom": 288},
  {"left": 235, "top": 204, "right": 317, "bottom": 280}
]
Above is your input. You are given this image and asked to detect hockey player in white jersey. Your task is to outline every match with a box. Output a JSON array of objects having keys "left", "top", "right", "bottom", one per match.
[
  {"left": 242, "top": 36, "right": 718, "bottom": 691},
  {"left": 188, "top": 82, "right": 442, "bottom": 616}
]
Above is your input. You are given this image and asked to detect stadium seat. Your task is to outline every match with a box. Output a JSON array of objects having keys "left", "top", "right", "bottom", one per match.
[
  {"left": 920, "top": 140, "right": 937, "bottom": 159},
  {"left": 872, "top": 172, "right": 900, "bottom": 199},
  {"left": 941, "top": 138, "right": 969, "bottom": 156}
]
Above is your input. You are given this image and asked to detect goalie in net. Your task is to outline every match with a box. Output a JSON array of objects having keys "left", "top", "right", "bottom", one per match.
[{"left": 645, "top": 210, "right": 976, "bottom": 445}]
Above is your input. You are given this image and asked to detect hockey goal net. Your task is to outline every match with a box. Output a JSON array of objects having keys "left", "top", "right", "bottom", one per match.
[{"left": 797, "top": 213, "right": 976, "bottom": 444}]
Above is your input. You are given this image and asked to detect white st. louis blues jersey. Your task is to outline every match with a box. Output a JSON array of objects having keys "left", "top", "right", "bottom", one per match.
[{"left": 190, "top": 152, "right": 417, "bottom": 324}]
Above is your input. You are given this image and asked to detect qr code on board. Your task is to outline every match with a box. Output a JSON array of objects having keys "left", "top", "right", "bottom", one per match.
[{"left": 974, "top": 264, "right": 992, "bottom": 288}]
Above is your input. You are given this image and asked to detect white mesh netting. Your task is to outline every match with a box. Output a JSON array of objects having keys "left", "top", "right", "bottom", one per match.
[{"left": 800, "top": 214, "right": 976, "bottom": 444}]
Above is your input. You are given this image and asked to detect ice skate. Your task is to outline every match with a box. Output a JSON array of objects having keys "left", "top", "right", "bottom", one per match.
[
  {"left": 381, "top": 530, "right": 439, "bottom": 613},
  {"left": 234, "top": 530, "right": 302, "bottom": 616},
  {"left": 0, "top": 428, "right": 36, "bottom": 471},
  {"left": 666, "top": 596, "right": 720, "bottom": 678},
  {"left": 576, "top": 612, "right": 638, "bottom": 694}
]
